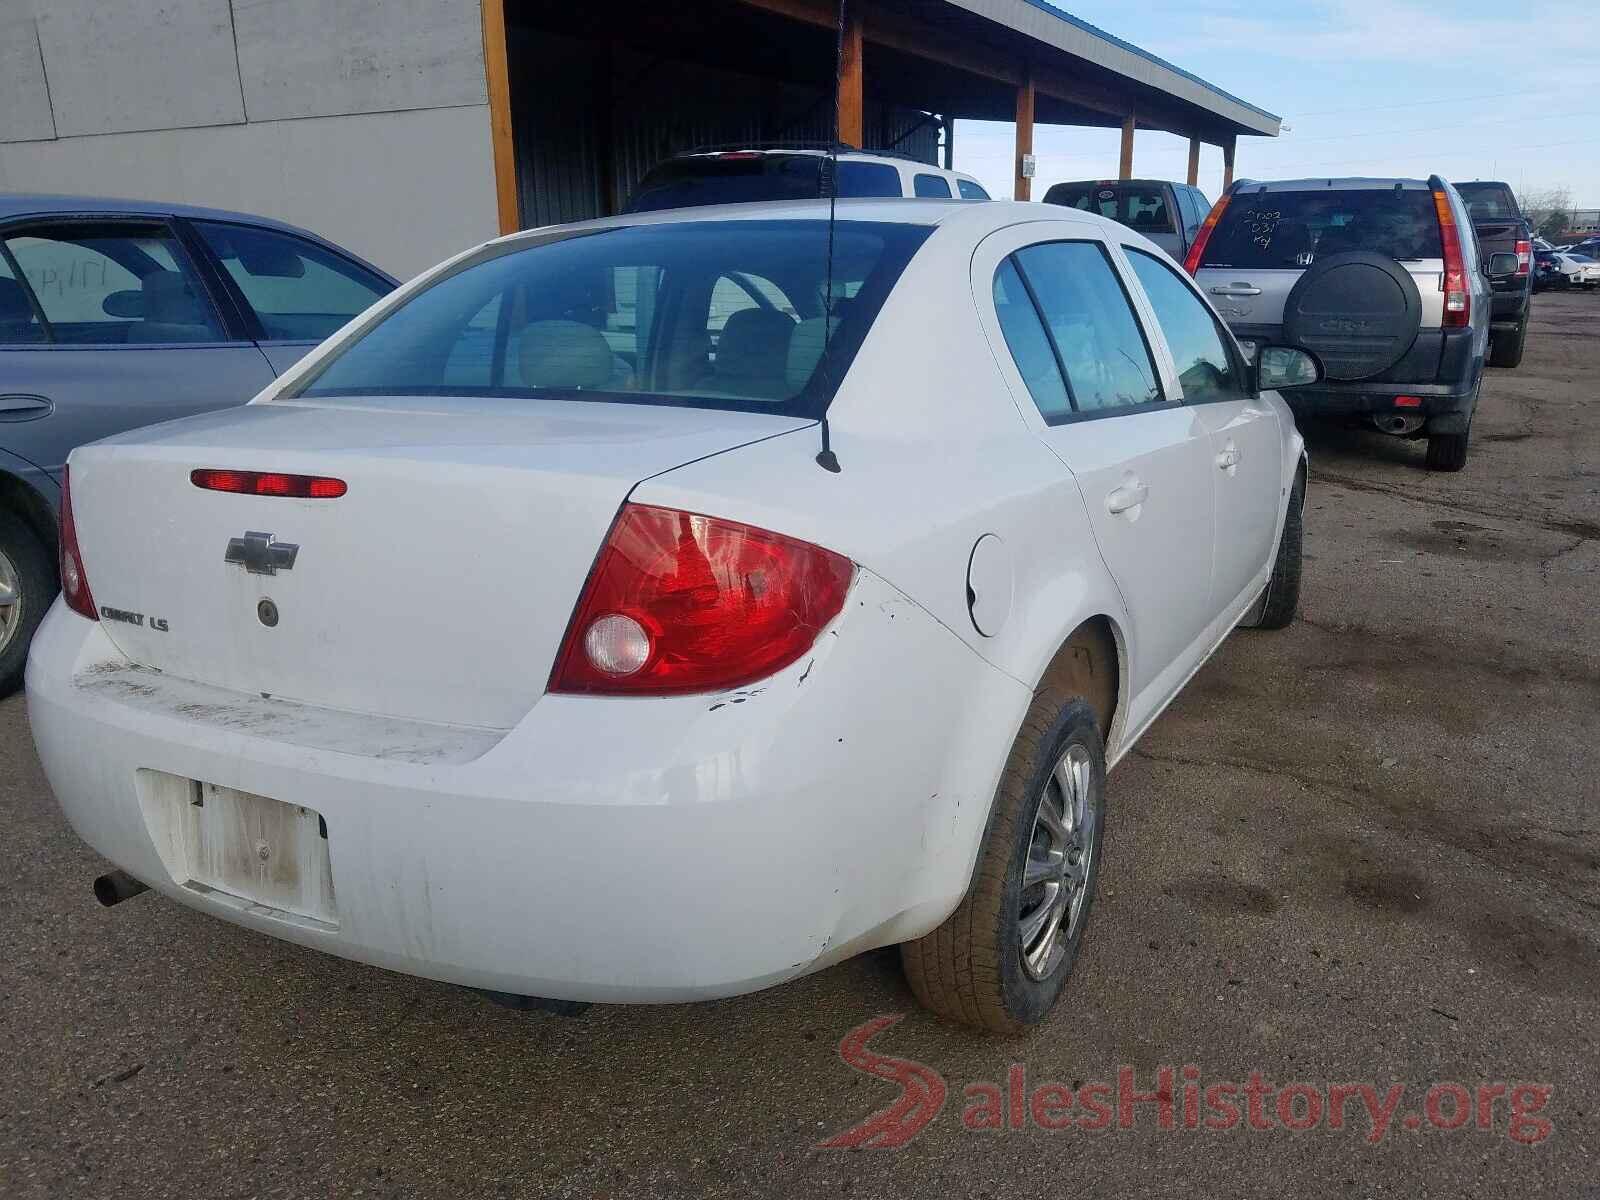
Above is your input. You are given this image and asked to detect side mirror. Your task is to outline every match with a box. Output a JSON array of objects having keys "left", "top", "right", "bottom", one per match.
[
  {"left": 1485, "top": 252, "right": 1518, "bottom": 276},
  {"left": 1255, "top": 344, "right": 1323, "bottom": 392}
]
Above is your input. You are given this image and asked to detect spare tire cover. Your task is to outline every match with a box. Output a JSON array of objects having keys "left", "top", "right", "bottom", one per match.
[{"left": 1281, "top": 251, "right": 1422, "bottom": 382}]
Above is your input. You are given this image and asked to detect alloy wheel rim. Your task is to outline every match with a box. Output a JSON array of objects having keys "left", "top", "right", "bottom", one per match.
[
  {"left": 1018, "top": 742, "right": 1098, "bottom": 981},
  {"left": 0, "top": 547, "right": 19, "bottom": 656}
]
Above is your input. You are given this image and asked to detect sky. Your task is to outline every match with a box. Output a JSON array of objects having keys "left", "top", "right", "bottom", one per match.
[{"left": 953, "top": 0, "right": 1599, "bottom": 210}]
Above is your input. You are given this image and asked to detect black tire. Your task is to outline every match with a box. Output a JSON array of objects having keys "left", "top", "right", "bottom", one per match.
[
  {"left": 0, "top": 511, "right": 56, "bottom": 696},
  {"left": 1239, "top": 471, "right": 1304, "bottom": 631},
  {"left": 901, "top": 696, "right": 1105, "bottom": 1033},
  {"left": 1426, "top": 429, "right": 1470, "bottom": 472},
  {"left": 1488, "top": 315, "right": 1527, "bottom": 368}
]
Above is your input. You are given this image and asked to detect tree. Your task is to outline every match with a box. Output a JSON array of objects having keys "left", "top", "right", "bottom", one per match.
[{"left": 1518, "top": 186, "right": 1573, "bottom": 239}]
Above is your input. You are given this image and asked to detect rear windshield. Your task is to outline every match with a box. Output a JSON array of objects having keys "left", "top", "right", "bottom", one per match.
[
  {"left": 1199, "top": 189, "right": 1443, "bottom": 269},
  {"left": 1453, "top": 182, "right": 1520, "bottom": 222},
  {"left": 1042, "top": 183, "right": 1175, "bottom": 234},
  {"left": 289, "top": 220, "right": 931, "bottom": 419},
  {"left": 626, "top": 155, "right": 926, "bottom": 210}
]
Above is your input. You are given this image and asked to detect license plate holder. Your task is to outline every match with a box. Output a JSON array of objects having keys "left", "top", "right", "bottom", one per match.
[{"left": 139, "top": 771, "right": 338, "bottom": 929}]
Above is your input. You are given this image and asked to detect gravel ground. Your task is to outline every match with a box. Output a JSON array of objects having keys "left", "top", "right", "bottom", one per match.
[{"left": 2, "top": 291, "right": 1596, "bottom": 1198}]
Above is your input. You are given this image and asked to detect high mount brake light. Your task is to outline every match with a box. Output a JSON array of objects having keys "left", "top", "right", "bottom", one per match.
[
  {"left": 549, "top": 503, "right": 854, "bottom": 696},
  {"left": 1184, "top": 193, "right": 1231, "bottom": 275},
  {"left": 59, "top": 467, "right": 98, "bottom": 621},
  {"left": 1433, "top": 190, "right": 1470, "bottom": 328},
  {"left": 191, "top": 469, "right": 348, "bottom": 499}
]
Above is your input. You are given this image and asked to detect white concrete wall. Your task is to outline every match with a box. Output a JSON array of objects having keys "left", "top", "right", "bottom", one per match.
[{"left": 0, "top": 0, "right": 500, "bottom": 278}]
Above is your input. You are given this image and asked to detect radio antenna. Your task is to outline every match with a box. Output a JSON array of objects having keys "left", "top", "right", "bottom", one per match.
[{"left": 814, "top": 0, "right": 845, "bottom": 473}]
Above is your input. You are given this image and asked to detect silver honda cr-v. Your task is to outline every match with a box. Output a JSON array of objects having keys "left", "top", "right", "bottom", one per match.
[{"left": 1187, "top": 175, "right": 1512, "bottom": 473}]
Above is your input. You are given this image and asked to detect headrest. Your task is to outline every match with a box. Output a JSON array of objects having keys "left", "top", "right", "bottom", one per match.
[
  {"left": 0, "top": 277, "right": 31, "bottom": 320},
  {"left": 140, "top": 270, "right": 206, "bottom": 324},
  {"left": 517, "top": 319, "right": 615, "bottom": 389}
]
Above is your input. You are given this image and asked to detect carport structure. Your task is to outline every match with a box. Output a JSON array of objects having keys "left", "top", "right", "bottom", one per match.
[{"left": 483, "top": 0, "right": 1281, "bottom": 232}]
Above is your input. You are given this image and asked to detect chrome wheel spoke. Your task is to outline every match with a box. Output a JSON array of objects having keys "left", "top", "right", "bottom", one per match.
[
  {"left": 1036, "top": 788, "right": 1070, "bottom": 841},
  {"left": 1019, "top": 886, "right": 1067, "bottom": 972},
  {"left": 0, "top": 582, "right": 17, "bottom": 608},
  {"left": 1023, "top": 849, "right": 1065, "bottom": 890},
  {"left": 1051, "top": 759, "right": 1079, "bottom": 835}
]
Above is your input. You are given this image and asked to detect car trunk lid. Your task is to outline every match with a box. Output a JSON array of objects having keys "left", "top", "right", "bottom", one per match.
[{"left": 69, "top": 398, "right": 809, "bottom": 728}]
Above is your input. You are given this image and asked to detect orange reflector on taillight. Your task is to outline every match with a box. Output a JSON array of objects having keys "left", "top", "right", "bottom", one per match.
[{"left": 191, "top": 469, "right": 347, "bottom": 499}]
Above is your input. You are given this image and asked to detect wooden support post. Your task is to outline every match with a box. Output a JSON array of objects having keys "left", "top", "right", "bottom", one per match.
[
  {"left": 1014, "top": 68, "right": 1035, "bottom": 201},
  {"left": 480, "top": 0, "right": 519, "bottom": 235},
  {"left": 1187, "top": 137, "right": 1201, "bottom": 187},
  {"left": 1118, "top": 115, "right": 1135, "bottom": 180},
  {"left": 1222, "top": 136, "right": 1236, "bottom": 191},
  {"left": 836, "top": 1, "right": 864, "bottom": 148},
  {"left": 943, "top": 115, "right": 954, "bottom": 170}
]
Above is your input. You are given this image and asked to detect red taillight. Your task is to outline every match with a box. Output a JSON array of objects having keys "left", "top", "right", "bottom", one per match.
[
  {"left": 1433, "top": 189, "right": 1469, "bottom": 328},
  {"left": 1183, "top": 193, "right": 1230, "bottom": 275},
  {"left": 549, "top": 503, "right": 854, "bottom": 696},
  {"left": 191, "top": 469, "right": 347, "bottom": 499},
  {"left": 58, "top": 467, "right": 97, "bottom": 621},
  {"left": 1515, "top": 238, "right": 1532, "bottom": 276},
  {"left": 1394, "top": 395, "right": 1423, "bottom": 408}
]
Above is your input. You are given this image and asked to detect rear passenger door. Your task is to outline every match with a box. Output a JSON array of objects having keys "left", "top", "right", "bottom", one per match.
[
  {"left": 0, "top": 216, "right": 276, "bottom": 481},
  {"left": 976, "top": 226, "right": 1217, "bottom": 706},
  {"left": 1122, "top": 245, "right": 1282, "bottom": 617}
]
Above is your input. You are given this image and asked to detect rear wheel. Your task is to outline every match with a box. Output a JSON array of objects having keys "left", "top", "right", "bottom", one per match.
[
  {"left": 1488, "top": 315, "right": 1527, "bottom": 368},
  {"left": 901, "top": 696, "right": 1105, "bottom": 1033},
  {"left": 0, "top": 511, "right": 55, "bottom": 696}
]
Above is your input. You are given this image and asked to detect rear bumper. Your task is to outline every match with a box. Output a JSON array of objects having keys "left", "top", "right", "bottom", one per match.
[{"left": 27, "top": 572, "right": 1029, "bottom": 1003}]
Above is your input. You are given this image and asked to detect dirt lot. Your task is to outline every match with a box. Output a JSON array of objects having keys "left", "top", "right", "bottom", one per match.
[{"left": 2, "top": 292, "right": 1596, "bottom": 1198}]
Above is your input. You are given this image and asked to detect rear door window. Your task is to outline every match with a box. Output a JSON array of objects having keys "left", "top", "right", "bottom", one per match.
[
  {"left": 913, "top": 173, "right": 953, "bottom": 199},
  {"left": 2, "top": 222, "right": 225, "bottom": 345},
  {"left": 195, "top": 221, "right": 391, "bottom": 342},
  {"left": 1199, "top": 188, "right": 1443, "bottom": 268},
  {"left": 1125, "top": 248, "right": 1243, "bottom": 404},
  {"left": 992, "top": 241, "right": 1163, "bottom": 420},
  {"left": 835, "top": 161, "right": 903, "bottom": 197}
]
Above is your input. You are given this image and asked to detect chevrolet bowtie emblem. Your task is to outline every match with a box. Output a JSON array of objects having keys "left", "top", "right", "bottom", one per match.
[{"left": 224, "top": 531, "right": 299, "bottom": 576}]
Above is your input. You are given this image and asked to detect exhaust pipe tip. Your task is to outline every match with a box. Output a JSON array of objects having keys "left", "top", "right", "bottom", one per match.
[{"left": 94, "top": 870, "right": 150, "bottom": 907}]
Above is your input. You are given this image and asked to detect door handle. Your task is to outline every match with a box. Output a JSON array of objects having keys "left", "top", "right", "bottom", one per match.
[
  {"left": 1105, "top": 480, "right": 1149, "bottom": 515},
  {"left": 0, "top": 394, "right": 53, "bottom": 422},
  {"left": 1208, "top": 284, "right": 1262, "bottom": 297}
]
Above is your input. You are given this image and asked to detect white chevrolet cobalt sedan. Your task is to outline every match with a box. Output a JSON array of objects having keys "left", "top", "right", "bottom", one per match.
[{"left": 29, "top": 199, "right": 1318, "bottom": 1032}]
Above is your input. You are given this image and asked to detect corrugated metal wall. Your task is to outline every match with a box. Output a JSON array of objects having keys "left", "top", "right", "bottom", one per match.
[{"left": 510, "top": 31, "right": 940, "bottom": 228}]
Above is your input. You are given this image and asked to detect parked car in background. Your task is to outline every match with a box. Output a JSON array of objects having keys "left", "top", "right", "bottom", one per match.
[
  {"left": 0, "top": 194, "right": 396, "bottom": 692},
  {"left": 1566, "top": 237, "right": 1600, "bottom": 259},
  {"left": 1533, "top": 248, "right": 1574, "bottom": 291},
  {"left": 1451, "top": 181, "right": 1532, "bottom": 367},
  {"left": 1563, "top": 252, "right": 1600, "bottom": 288},
  {"left": 623, "top": 146, "right": 989, "bottom": 212},
  {"left": 1042, "top": 179, "right": 1212, "bottom": 262},
  {"left": 1188, "top": 175, "right": 1501, "bottom": 472},
  {"left": 30, "top": 198, "right": 1321, "bottom": 1032}
]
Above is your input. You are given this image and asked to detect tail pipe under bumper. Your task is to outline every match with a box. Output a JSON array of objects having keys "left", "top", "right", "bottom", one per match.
[{"left": 93, "top": 870, "right": 150, "bottom": 907}]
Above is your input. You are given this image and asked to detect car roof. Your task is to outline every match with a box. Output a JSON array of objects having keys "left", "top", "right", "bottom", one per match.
[
  {"left": 0, "top": 192, "right": 339, "bottom": 239},
  {"left": 1048, "top": 179, "right": 1191, "bottom": 188},
  {"left": 494, "top": 197, "right": 1132, "bottom": 245}
]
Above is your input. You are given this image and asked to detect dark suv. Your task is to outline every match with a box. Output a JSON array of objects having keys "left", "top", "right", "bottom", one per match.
[
  {"left": 1452, "top": 181, "right": 1532, "bottom": 367},
  {"left": 1188, "top": 175, "right": 1513, "bottom": 472}
]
